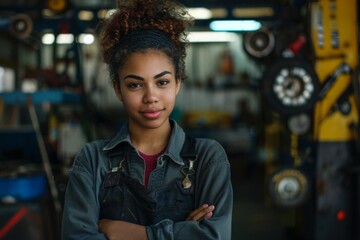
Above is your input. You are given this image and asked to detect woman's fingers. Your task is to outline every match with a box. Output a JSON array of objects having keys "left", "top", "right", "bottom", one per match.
[{"left": 186, "top": 204, "right": 215, "bottom": 221}]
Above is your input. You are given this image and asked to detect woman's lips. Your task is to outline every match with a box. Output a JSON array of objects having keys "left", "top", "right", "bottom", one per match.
[{"left": 141, "top": 109, "right": 162, "bottom": 119}]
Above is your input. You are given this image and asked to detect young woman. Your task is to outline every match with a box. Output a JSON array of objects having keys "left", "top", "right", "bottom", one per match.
[{"left": 61, "top": 0, "right": 233, "bottom": 239}]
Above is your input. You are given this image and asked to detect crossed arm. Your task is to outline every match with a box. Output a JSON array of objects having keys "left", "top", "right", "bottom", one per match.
[{"left": 98, "top": 204, "right": 215, "bottom": 240}]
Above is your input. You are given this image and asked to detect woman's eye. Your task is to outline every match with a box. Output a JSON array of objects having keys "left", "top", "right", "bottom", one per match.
[
  {"left": 127, "top": 82, "right": 142, "bottom": 89},
  {"left": 158, "top": 80, "right": 170, "bottom": 87}
]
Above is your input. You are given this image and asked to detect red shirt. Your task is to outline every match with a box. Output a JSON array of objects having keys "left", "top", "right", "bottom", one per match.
[{"left": 139, "top": 149, "right": 165, "bottom": 187}]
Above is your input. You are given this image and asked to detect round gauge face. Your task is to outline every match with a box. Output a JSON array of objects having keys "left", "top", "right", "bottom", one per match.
[
  {"left": 277, "top": 176, "right": 301, "bottom": 200},
  {"left": 263, "top": 59, "right": 320, "bottom": 116},
  {"left": 269, "top": 168, "right": 309, "bottom": 208},
  {"left": 273, "top": 67, "right": 314, "bottom": 107},
  {"left": 244, "top": 28, "right": 275, "bottom": 58},
  {"left": 10, "top": 14, "right": 33, "bottom": 39},
  {"left": 287, "top": 113, "right": 311, "bottom": 135}
]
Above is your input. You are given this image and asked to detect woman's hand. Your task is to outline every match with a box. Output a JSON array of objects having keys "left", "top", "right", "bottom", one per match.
[
  {"left": 98, "top": 219, "right": 147, "bottom": 240},
  {"left": 98, "top": 204, "right": 215, "bottom": 239},
  {"left": 186, "top": 204, "right": 215, "bottom": 221}
]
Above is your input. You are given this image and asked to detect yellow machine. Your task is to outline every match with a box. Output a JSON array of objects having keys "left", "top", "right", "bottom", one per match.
[
  {"left": 261, "top": 0, "right": 359, "bottom": 239},
  {"left": 311, "top": 0, "right": 358, "bottom": 141},
  {"left": 310, "top": 0, "right": 358, "bottom": 239}
]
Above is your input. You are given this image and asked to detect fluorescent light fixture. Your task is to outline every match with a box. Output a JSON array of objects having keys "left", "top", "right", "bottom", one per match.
[
  {"left": 187, "top": 8, "right": 228, "bottom": 19},
  {"left": 232, "top": 7, "right": 274, "bottom": 18},
  {"left": 42, "top": 33, "right": 55, "bottom": 44},
  {"left": 188, "top": 31, "right": 238, "bottom": 43},
  {"left": 78, "top": 10, "right": 94, "bottom": 21},
  {"left": 57, "top": 34, "right": 74, "bottom": 44},
  {"left": 210, "top": 20, "right": 262, "bottom": 31},
  {"left": 188, "top": 8, "right": 212, "bottom": 19},
  {"left": 211, "top": 8, "right": 228, "bottom": 18},
  {"left": 42, "top": 33, "right": 94, "bottom": 45},
  {"left": 78, "top": 34, "right": 95, "bottom": 45}
]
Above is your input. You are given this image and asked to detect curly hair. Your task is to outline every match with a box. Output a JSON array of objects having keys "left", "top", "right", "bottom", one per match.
[{"left": 99, "top": 0, "right": 194, "bottom": 84}]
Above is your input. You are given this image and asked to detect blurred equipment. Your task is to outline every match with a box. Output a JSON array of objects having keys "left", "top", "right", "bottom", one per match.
[
  {"left": 310, "top": 0, "right": 359, "bottom": 239},
  {"left": 318, "top": 62, "right": 352, "bottom": 100},
  {"left": 287, "top": 113, "right": 311, "bottom": 135},
  {"left": 184, "top": 111, "right": 231, "bottom": 129},
  {"left": 0, "top": 90, "right": 83, "bottom": 239},
  {"left": 243, "top": 27, "right": 275, "bottom": 59},
  {"left": 352, "top": 65, "right": 360, "bottom": 106},
  {"left": 0, "top": 164, "right": 46, "bottom": 202},
  {"left": 28, "top": 103, "right": 62, "bottom": 216},
  {"left": 262, "top": 58, "right": 320, "bottom": 115},
  {"left": 9, "top": 14, "right": 33, "bottom": 39},
  {"left": 268, "top": 168, "right": 310, "bottom": 208},
  {"left": 281, "top": 34, "right": 307, "bottom": 58},
  {"left": 0, "top": 204, "right": 47, "bottom": 240},
  {"left": 47, "top": 0, "right": 68, "bottom": 13},
  {"left": 261, "top": 0, "right": 359, "bottom": 239}
]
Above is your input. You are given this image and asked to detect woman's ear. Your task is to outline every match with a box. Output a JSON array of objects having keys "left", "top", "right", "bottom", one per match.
[
  {"left": 175, "top": 79, "right": 181, "bottom": 95},
  {"left": 113, "top": 81, "right": 123, "bottom": 101}
]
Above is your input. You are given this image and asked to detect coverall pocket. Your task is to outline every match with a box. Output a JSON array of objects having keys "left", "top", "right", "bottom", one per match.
[
  {"left": 99, "top": 171, "right": 152, "bottom": 224},
  {"left": 150, "top": 179, "right": 195, "bottom": 223}
]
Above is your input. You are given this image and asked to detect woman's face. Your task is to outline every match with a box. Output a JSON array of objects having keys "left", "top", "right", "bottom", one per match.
[{"left": 115, "top": 50, "right": 181, "bottom": 131}]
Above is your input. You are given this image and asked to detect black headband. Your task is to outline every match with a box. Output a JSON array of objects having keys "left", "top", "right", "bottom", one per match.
[
  {"left": 109, "top": 29, "right": 180, "bottom": 83},
  {"left": 117, "top": 29, "right": 176, "bottom": 51}
]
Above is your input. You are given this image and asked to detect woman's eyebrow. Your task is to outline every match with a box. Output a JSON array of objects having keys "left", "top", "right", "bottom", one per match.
[
  {"left": 124, "top": 74, "right": 144, "bottom": 81},
  {"left": 123, "top": 71, "right": 172, "bottom": 81},
  {"left": 154, "top": 71, "right": 172, "bottom": 79}
]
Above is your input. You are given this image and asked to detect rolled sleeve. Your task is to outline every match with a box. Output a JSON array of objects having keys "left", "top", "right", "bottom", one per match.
[{"left": 61, "top": 147, "right": 107, "bottom": 240}]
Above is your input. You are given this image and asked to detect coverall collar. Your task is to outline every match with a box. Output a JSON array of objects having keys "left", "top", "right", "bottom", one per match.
[{"left": 102, "top": 119, "right": 186, "bottom": 166}]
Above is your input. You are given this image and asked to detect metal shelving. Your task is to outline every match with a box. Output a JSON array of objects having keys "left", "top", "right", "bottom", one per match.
[{"left": 0, "top": 89, "right": 82, "bottom": 240}]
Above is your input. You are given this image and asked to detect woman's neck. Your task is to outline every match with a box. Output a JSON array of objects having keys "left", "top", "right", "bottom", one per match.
[{"left": 129, "top": 121, "right": 171, "bottom": 155}]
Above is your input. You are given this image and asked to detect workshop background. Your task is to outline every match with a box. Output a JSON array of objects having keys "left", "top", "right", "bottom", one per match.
[{"left": 0, "top": 0, "right": 359, "bottom": 239}]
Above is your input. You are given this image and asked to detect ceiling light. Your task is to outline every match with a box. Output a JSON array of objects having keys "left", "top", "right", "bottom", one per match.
[
  {"left": 42, "top": 33, "right": 55, "bottom": 44},
  {"left": 232, "top": 7, "right": 274, "bottom": 18},
  {"left": 211, "top": 8, "right": 228, "bottom": 18},
  {"left": 78, "top": 10, "right": 94, "bottom": 21},
  {"left": 78, "top": 34, "right": 95, "bottom": 45},
  {"left": 42, "top": 33, "right": 95, "bottom": 45},
  {"left": 56, "top": 34, "right": 74, "bottom": 44},
  {"left": 188, "top": 8, "right": 212, "bottom": 19},
  {"left": 209, "top": 20, "right": 262, "bottom": 32},
  {"left": 188, "top": 31, "right": 238, "bottom": 43}
]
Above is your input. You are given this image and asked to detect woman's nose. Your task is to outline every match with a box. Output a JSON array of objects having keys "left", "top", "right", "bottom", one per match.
[{"left": 143, "top": 85, "right": 158, "bottom": 103}]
